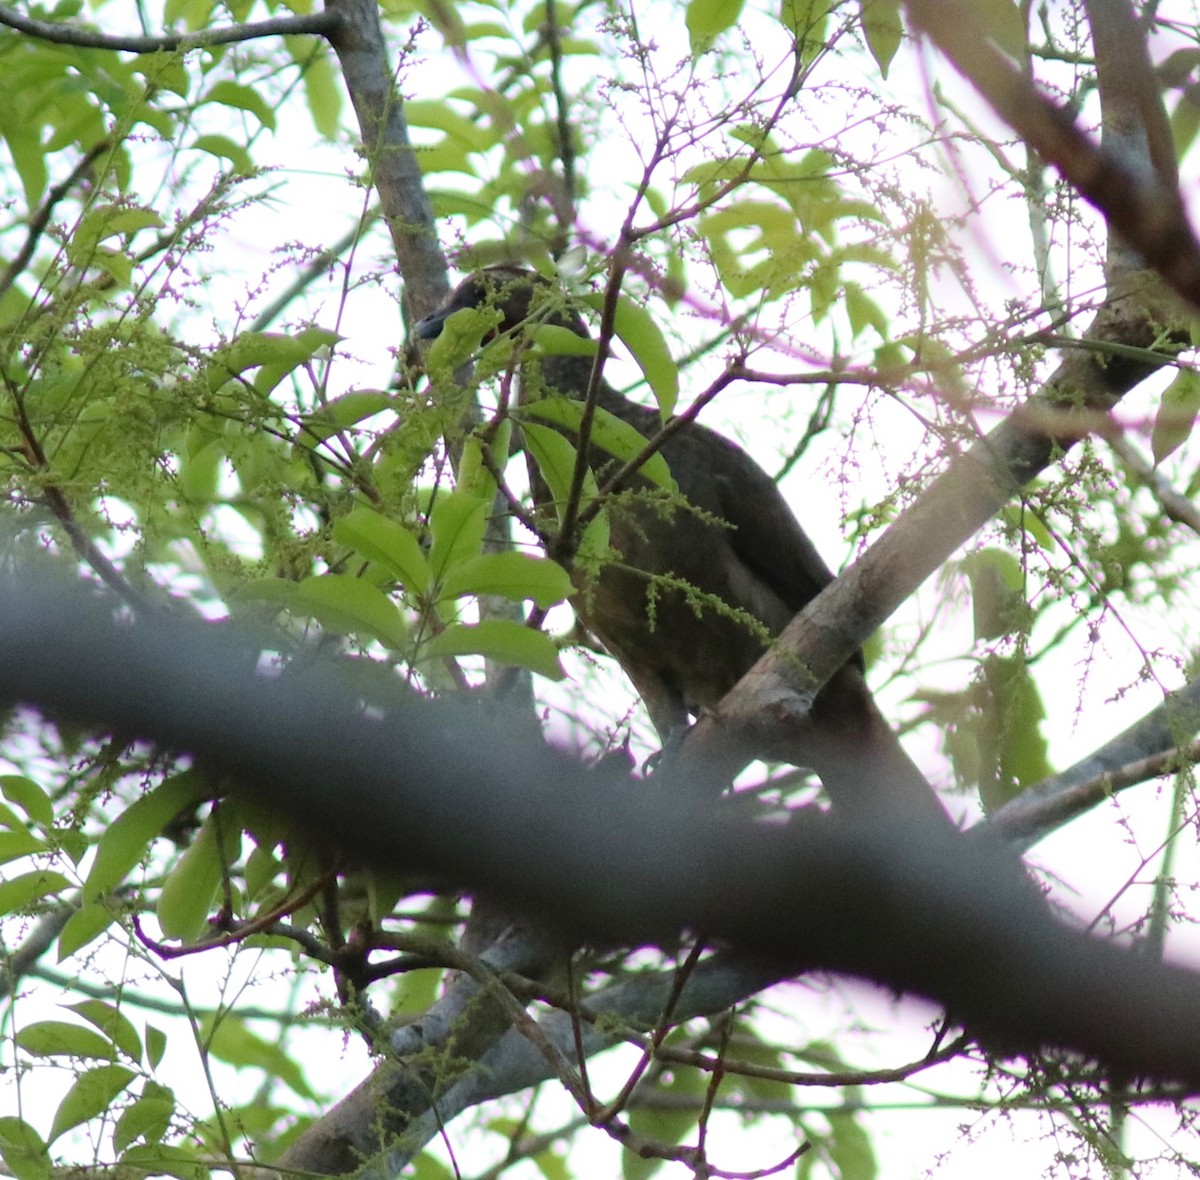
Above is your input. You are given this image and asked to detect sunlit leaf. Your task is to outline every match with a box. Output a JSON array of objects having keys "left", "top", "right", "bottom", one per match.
[
  {"left": 191, "top": 134, "right": 254, "bottom": 174},
  {"left": 200, "top": 80, "right": 277, "bottom": 131},
  {"left": 287, "top": 36, "right": 342, "bottom": 139},
  {"left": 0, "top": 775, "right": 52, "bottom": 829},
  {"left": 289, "top": 574, "right": 409, "bottom": 650},
  {"left": 1151, "top": 367, "right": 1200, "bottom": 465},
  {"left": 333, "top": 505, "right": 431, "bottom": 595},
  {"left": 977, "top": 655, "right": 1052, "bottom": 811},
  {"left": 69, "top": 999, "right": 143, "bottom": 1062},
  {"left": 302, "top": 390, "right": 395, "bottom": 442},
  {"left": 428, "top": 491, "right": 488, "bottom": 582},
  {"left": 157, "top": 810, "right": 241, "bottom": 942},
  {"left": 83, "top": 772, "right": 209, "bottom": 901},
  {"left": 49, "top": 1065, "right": 136, "bottom": 1143},
  {"left": 113, "top": 1084, "right": 175, "bottom": 1152},
  {"left": 0, "top": 871, "right": 71, "bottom": 914},
  {"left": 16, "top": 1021, "right": 116, "bottom": 1061},
  {"left": 859, "top": 0, "right": 903, "bottom": 76},
  {"left": 686, "top": 0, "right": 745, "bottom": 53},
  {"left": 580, "top": 293, "right": 679, "bottom": 418},
  {"left": 960, "top": 548, "right": 1030, "bottom": 641},
  {"left": 422, "top": 620, "right": 565, "bottom": 680},
  {"left": 58, "top": 902, "right": 117, "bottom": 963},
  {"left": 0, "top": 1116, "right": 51, "bottom": 1180},
  {"left": 0, "top": 830, "right": 47, "bottom": 863},
  {"left": 524, "top": 399, "right": 676, "bottom": 492},
  {"left": 522, "top": 422, "right": 611, "bottom": 563},
  {"left": 438, "top": 551, "right": 573, "bottom": 607}
]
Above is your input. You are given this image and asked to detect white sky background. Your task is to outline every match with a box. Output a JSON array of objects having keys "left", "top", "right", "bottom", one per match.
[{"left": 6, "top": 0, "right": 1200, "bottom": 1177}]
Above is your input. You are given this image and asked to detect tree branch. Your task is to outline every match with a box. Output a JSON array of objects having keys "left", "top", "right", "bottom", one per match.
[
  {"left": 323, "top": 0, "right": 449, "bottom": 320},
  {"left": 0, "top": 5, "right": 339, "bottom": 52},
  {"left": 10, "top": 572, "right": 1200, "bottom": 1105},
  {"left": 988, "top": 675, "right": 1200, "bottom": 849}
]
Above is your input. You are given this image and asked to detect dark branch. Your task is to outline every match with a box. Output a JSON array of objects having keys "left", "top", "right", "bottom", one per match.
[
  {"left": 9, "top": 569, "right": 1200, "bottom": 1104},
  {"left": 0, "top": 5, "right": 339, "bottom": 52}
]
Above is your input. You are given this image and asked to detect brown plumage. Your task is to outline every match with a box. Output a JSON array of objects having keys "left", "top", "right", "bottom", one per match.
[{"left": 415, "top": 266, "right": 948, "bottom": 825}]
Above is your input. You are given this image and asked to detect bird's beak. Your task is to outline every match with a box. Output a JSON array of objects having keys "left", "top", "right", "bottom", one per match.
[{"left": 412, "top": 310, "right": 448, "bottom": 340}]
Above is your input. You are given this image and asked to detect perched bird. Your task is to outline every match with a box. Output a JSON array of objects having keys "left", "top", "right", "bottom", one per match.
[{"left": 415, "top": 266, "right": 948, "bottom": 825}]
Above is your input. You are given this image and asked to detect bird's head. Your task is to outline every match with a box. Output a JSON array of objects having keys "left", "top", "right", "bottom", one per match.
[{"left": 412, "top": 266, "right": 586, "bottom": 343}]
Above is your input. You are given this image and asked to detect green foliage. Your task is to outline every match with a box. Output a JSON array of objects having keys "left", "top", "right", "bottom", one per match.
[
  {"left": 858, "top": 0, "right": 902, "bottom": 76},
  {"left": 0, "top": 1117, "right": 52, "bottom": 1180},
  {"left": 199, "top": 1014, "right": 315, "bottom": 1099},
  {"left": 1151, "top": 366, "right": 1200, "bottom": 464},
  {"left": 523, "top": 398, "right": 677, "bottom": 491},
  {"left": 581, "top": 291, "right": 680, "bottom": 417},
  {"left": 685, "top": 0, "right": 746, "bottom": 54}
]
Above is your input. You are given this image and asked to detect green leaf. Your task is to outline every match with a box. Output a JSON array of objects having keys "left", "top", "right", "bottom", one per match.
[
  {"left": 49, "top": 1064, "right": 136, "bottom": 1143},
  {"left": 5, "top": 126, "right": 47, "bottom": 210},
  {"left": 333, "top": 505, "right": 431, "bottom": 595},
  {"left": 145, "top": 1025, "right": 168, "bottom": 1071},
  {"left": 438, "top": 551, "right": 573, "bottom": 608},
  {"left": 83, "top": 772, "right": 209, "bottom": 901},
  {"left": 405, "top": 100, "right": 493, "bottom": 152},
  {"left": 0, "top": 801, "right": 27, "bottom": 830},
  {"left": 581, "top": 293, "right": 679, "bottom": 418},
  {"left": 206, "top": 327, "right": 338, "bottom": 398},
  {"left": 0, "top": 870, "right": 70, "bottom": 914},
  {"left": 977, "top": 655, "right": 1052, "bottom": 812},
  {"left": 58, "top": 902, "right": 117, "bottom": 963},
  {"left": 288, "top": 38, "right": 342, "bottom": 139},
  {"left": 164, "top": 0, "right": 212, "bottom": 28},
  {"left": 521, "top": 421, "right": 593, "bottom": 518},
  {"left": 963, "top": 0, "right": 1027, "bottom": 58},
  {"left": 859, "top": 0, "right": 903, "bottom": 76},
  {"left": 118, "top": 1144, "right": 205, "bottom": 1180},
  {"left": 191, "top": 134, "right": 254, "bottom": 174},
  {"left": 69, "top": 999, "right": 143, "bottom": 1062},
  {"left": 302, "top": 390, "right": 395, "bottom": 442},
  {"left": 522, "top": 422, "right": 611, "bottom": 562},
  {"left": 686, "top": 0, "right": 746, "bottom": 53},
  {"left": 113, "top": 1083, "right": 175, "bottom": 1152},
  {"left": 0, "top": 1116, "right": 51, "bottom": 1180},
  {"left": 844, "top": 282, "right": 889, "bottom": 340},
  {"left": 960, "top": 548, "right": 1029, "bottom": 641},
  {"left": 1, "top": 775, "right": 52, "bottom": 829},
  {"left": 69, "top": 204, "right": 165, "bottom": 266},
  {"left": 527, "top": 323, "right": 599, "bottom": 358},
  {"left": 779, "top": 0, "right": 831, "bottom": 58},
  {"left": 0, "top": 830, "right": 48, "bottom": 864},
  {"left": 523, "top": 399, "right": 677, "bottom": 492},
  {"left": 201, "top": 1014, "right": 315, "bottom": 1099},
  {"left": 179, "top": 437, "right": 224, "bottom": 503},
  {"left": 422, "top": 621, "right": 565, "bottom": 680},
  {"left": 827, "top": 1110, "right": 877, "bottom": 1180},
  {"left": 1151, "top": 367, "right": 1200, "bottom": 465},
  {"left": 16, "top": 1021, "right": 116, "bottom": 1061},
  {"left": 200, "top": 80, "right": 277, "bottom": 131},
  {"left": 156, "top": 811, "right": 240, "bottom": 942},
  {"left": 289, "top": 574, "right": 409, "bottom": 650},
  {"left": 428, "top": 491, "right": 488, "bottom": 582}
]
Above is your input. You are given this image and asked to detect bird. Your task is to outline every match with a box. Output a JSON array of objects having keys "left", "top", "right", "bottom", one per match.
[{"left": 414, "top": 265, "right": 949, "bottom": 826}]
